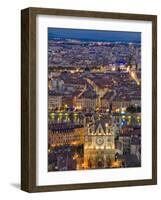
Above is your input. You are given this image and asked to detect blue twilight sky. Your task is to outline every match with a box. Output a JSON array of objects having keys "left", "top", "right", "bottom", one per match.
[{"left": 48, "top": 27, "right": 141, "bottom": 42}]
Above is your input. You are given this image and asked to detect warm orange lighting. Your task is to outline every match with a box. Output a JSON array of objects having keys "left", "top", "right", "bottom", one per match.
[
  {"left": 112, "top": 161, "right": 121, "bottom": 168},
  {"left": 112, "top": 66, "right": 116, "bottom": 71},
  {"left": 131, "top": 71, "right": 135, "bottom": 78},
  {"left": 127, "top": 66, "right": 130, "bottom": 72},
  {"left": 137, "top": 81, "right": 140, "bottom": 86},
  {"left": 73, "top": 153, "right": 79, "bottom": 160}
]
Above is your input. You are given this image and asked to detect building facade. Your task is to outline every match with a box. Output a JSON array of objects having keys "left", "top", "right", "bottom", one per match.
[
  {"left": 76, "top": 89, "right": 99, "bottom": 110},
  {"left": 48, "top": 94, "right": 62, "bottom": 110},
  {"left": 48, "top": 124, "right": 84, "bottom": 147},
  {"left": 84, "top": 119, "right": 115, "bottom": 169}
]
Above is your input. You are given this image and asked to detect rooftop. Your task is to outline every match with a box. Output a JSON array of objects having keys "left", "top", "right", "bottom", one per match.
[{"left": 79, "top": 89, "right": 98, "bottom": 99}]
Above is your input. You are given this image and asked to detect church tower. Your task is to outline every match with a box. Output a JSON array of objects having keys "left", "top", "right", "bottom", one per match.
[{"left": 84, "top": 119, "right": 115, "bottom": 169}]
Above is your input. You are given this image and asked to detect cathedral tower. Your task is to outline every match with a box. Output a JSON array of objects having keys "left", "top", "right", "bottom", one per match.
[{"left": 84, "top": 119, "right": 115, "bottom": 169}]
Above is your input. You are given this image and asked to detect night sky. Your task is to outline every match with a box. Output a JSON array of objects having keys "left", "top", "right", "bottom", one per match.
[{"left": 48, "top": 27, "right": 141, "bottom": 42}]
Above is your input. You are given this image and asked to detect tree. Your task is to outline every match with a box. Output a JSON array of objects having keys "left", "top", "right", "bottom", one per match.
[
  {"left": 136, "top": 106, "right": 141, "bottom": 112},
  {"left": 126, "top": 105, "right": 137, "bottom": 113}
]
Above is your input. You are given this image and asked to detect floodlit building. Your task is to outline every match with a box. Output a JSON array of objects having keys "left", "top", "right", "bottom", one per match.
[
  {"left": 76, "top": 89, "right": 99, "bottom": 110},
  {"left": 48, "top": 124, "right": 84, "bottom": 147},
  {"left": 84, "top": 119, "right": 115, "bottom": 169},
  {"left": 48, "top": 92, "right": 62, "bottom": 110}
]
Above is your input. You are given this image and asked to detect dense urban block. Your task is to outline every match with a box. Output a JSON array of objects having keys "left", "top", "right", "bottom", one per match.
[{"left": 48, "top": 28, "right": 141, "bottom": 171}]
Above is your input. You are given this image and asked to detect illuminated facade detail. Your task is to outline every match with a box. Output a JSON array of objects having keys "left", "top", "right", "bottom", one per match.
[
  {"left": 48, "top": 124, "right": 84, "bottom": 147},
  {"left": 76, "top": 89, "right": 99, "bottom": 110},
  {"left": 48, "top": 93, "right": 62, "bottom": 110},
  {"left": 84, "top": 120, "right": 115, "bottom": 169}
]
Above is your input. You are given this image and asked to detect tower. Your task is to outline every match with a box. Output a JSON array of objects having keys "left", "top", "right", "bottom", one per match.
[{"left": 84, "top": 119, "right": 115, "bottom": 169}]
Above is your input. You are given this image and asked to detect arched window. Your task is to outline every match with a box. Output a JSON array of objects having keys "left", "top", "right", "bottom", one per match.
[{"left": 99, "top": 128, "right": 102, "bottom": 133}]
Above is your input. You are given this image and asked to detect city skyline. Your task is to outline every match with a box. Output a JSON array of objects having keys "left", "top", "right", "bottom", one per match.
[
  {"left": 48, "top": 28, "right": 141, "bottom": 172},
  {"left": 48, "top": 27, "right": 141, "bottom": 42}
]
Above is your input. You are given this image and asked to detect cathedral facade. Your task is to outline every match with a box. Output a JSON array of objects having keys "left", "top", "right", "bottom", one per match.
[{"left": 84, "top": 119, "right": 115, "bottom": 169}]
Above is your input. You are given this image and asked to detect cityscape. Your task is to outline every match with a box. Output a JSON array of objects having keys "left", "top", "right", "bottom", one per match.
[{"left": 48, "top": 28, "right": 141, "bottom": 172}]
